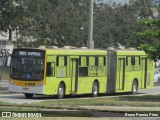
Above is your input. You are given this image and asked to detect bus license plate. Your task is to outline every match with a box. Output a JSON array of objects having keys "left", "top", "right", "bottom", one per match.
[{"left": 23, "top": 88, "right": 29, "bottom": 90}]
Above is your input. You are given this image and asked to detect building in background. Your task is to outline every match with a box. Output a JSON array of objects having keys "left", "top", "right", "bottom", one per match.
[{"left": 0, "top": 32, "right": 16, "bottom": 66}]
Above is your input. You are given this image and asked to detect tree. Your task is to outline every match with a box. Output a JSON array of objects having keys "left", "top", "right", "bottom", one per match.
[
  {"left": 1, "top": 0, "right": 156, "bottom": 51},
  {"left": 135, "top": 19, "right": 160, "bottom": 60},
  {"left": 93, "top": 3, "right": 137, "bottom": 48},
  {"left": 16, "top": 0, "right": 90, "bottom": 47},
  {"left": 132, "top": 0, "right": 160, "bottom": 60},
  {"left": 0, "top": 0, "right": 26, "bottom": 41},
  {"left": 93, "top": 0, "right": 153, "bottom": 49}
]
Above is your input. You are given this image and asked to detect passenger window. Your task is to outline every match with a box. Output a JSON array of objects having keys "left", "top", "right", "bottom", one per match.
[
  {"left": 64, "top": 56, "right": 67, "bottom": 66},
  {"left": 135, "top": 57, "right": 140, "bottom": 65},
  {"left": 79, "top": 56, "right": 86, "bottom": 66},
  {"left": 99, "top": 57, "right": 104, "bottom": 66},
  {"left": 79, "top": 67, "right": 88, "bottom": 76},
  {"left": 47, "top": 62, "right": 54, "bottom": 76},
  {"left": 56, "top": 56, "right": 59, "bottom": 66},
  {"left": 89, "top": 57, "right": 95, "bottom": 66},
  {"left": 95, "top": 57, "right": 98, "bottom": 66},
  {"left": 126, "top": 57, "right": 132, "bottom": 66},
  {"left": 57, "top": 56, "right": 67, "bottom": 67},
  {"left": 104, "top": 56, "right": 106, "bottom": 65},
  {"left": 131, "top": 57, "right": 135, "bottom": 65},
  {"left": 86, "top": 57, "right": 89, "bottom": 66}
]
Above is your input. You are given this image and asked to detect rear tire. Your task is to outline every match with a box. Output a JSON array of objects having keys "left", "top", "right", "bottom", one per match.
[
  {"left": 24, "top": 93, "right": 33, "bottom": 99},
  {"left": 92, "top": 82, "right": 99, "bottom": 97},
  {"left": 58, "top": 83, "right": 65, "bottom": 99},
  {"left": 132, "top": 80, "right": 138, "bottom": 94}
]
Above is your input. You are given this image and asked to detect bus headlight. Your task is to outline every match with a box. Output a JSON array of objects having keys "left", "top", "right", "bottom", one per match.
[
  {"left": 37, "top": 82, "right": 44, "bottom": 87},
  {"left": 10, "top": 81, "right": 16, "bottom": 85}
]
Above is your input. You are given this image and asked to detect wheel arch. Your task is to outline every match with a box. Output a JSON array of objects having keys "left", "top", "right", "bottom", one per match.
[
  {"left": 58, "top": 81, "right": 66, "bottom": 93},
  {"left": 93, "top": 79, "right": 100, "bottom": 91},
  {"left": 93, "top": 79, "right": 99, "bottom": 86},
  {"left": 92, "top": 79, "right": 99, "bottom": 97},
  {"left": 133, "top": 78, "right": 139, "bottom": 89}
]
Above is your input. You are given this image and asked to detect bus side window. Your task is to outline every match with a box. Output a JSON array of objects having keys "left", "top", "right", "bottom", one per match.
[
  {"left": 47, "top": 62, "right": 55, "bottom": 76},
  {"left": 135, "top": 57, "right": 140, "bottom": 65},
  {"left": 104, "top": 56, "right": 106, "bottom": 66},
  {"left": 79, "top": 56, "right": 86, "bottom": 66},
  {"left": 131, "top": 57, "right": 135, "bottom": 65},
  {"left": 99, "top": 57, "right": 104, "bottom": 66},
  {"left": 95, "top": 57, "right": 98, "bottom": 66},
  {"left": 79, "top": 56, "right": 81, "bottom": 66},
  {"left": 126, "top": 57, "right": 132, "bottom": 66},
  {"left": 86, "top": 57, "right": 89, "bottom": 66},
  {"left": 56, "top": 56, "right": 59, "bottom": 66},
  {"left": 59, "top": 57, "right": 64, "bottom": 66},
  {"left": 79, "top": 67, "right": 88, "bottom": 76},
  {"left": 79, "top": 56, "right": 88, "bottom": 76},
  {"left": 89, "top": 57, "right": 95, "bottom": 66},
  {"left": 46, "top": 62, "right": 53, "bottom": 76},
  {"left": 64, "top": 56, "right": 67, "bottom": 66},
  {"left": 57, "top": 56, "right": 67, "bottom": 67}
]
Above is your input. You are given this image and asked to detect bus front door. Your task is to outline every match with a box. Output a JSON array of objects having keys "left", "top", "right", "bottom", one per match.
[{"left": 71, "top": 58, "right": 78, "bottom": 92}]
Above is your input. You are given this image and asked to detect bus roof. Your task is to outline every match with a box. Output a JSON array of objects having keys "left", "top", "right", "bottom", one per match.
[
  {"left": 46, "top": 48, "right": 107, "bottom": 56},
  {"left": 13, "top": 47, "right": 147, "bottom": 56},
  {"left": 107, "top": 49, "right": 146, "bottom": 56},
  {"left": 13, "top": 47, "right": 107, "bottom": 56}
]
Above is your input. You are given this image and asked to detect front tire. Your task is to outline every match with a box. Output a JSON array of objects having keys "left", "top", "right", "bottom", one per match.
[
  {"left": 92, "top": 82, "right": 99, "bottom": 97},
  {"left": 132, "top": 80, "right": 138, "bottom": 94},
  {"left": 58, "top": 83, "right": 65, "bottom": 99},
  {"left": 24, "top": 93, "right": 33, "bottom": 99}
]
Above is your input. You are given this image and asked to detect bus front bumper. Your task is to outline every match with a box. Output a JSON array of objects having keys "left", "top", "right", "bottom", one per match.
[{"left": 9, "top": 83, "right": 45, "bottom": 94}]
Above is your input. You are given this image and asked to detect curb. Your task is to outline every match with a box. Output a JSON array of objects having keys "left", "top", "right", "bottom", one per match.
[
  {"left": 0, "top": 80, "right": 9, "bottom": 91},
  {"left": 0, "top": 87, "right": 8, "bottom": 91}
]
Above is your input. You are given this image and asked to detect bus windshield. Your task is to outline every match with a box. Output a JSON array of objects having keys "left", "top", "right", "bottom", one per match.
[{"left": 10, "top": 57, "right": 44, "bottom": 80}]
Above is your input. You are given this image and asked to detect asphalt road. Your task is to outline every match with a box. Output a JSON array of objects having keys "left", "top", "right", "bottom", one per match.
[{"left": 0, "top": 86, "right": 160, "bottom": 104}]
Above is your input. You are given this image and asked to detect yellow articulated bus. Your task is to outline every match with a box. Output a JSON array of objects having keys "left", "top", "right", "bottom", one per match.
[{"left": 9, "top": 48, "right": 154, "bottom": 99}]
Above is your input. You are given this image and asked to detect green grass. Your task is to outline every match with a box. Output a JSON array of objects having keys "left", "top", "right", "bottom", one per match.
[
  {"left": 1, "top": 95, "right": 160, "bottom": 117},
  {"left": 118, "top": 95, "right": 160, "bottom": 102},
  {"left": 0, "top": 107, "right": 41, "bottom": 111},
  {"left": 1, "top": 94, "right": 160, "bottom": 111},
  {"left": 0, "top": 101, "right": 14, "bottom": 106},
  {"left": 20, "top": 94, "right": 160, "bottom": 108}
]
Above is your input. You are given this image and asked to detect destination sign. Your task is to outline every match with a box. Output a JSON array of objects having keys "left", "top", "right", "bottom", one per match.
[{"left": 14, "top": 51, "right": 44, "bottom": 57}]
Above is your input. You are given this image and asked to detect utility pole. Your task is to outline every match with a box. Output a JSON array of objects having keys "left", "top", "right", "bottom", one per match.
[{"left": 88, "top": 0, "right": 94, "bottom": 49}]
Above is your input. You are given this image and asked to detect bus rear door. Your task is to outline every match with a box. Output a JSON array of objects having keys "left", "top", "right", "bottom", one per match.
[{"left": 70, "top": 58, "right": 78, "bottom": 92}]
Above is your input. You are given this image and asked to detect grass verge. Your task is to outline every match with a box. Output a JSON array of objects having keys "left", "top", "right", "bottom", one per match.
[
  {"left": 1, "top": 94, "right": 160, "bottom": 107},
  {"left": 21, "top": 94, "right": 160, "bottom": 108},
  {"left": 0, "top": 95, "right": 160, "bottom": 117}
]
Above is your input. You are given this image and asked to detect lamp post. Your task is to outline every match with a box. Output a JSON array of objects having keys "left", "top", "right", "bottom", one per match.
[{"left": 88, "top": 0, "right": 94, "bottom": 49}]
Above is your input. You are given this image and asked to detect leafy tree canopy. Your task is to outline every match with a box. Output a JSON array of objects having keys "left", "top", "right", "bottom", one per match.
[{"left": 1, "top": 0, "right": 159, "bottom": 60}]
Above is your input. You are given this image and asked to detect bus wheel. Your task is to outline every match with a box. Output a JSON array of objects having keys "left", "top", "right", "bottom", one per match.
[
  {"left": 24, "top": 93, "right": 33, "bottom": 99},
  {"left": 58, "top": 83, "right": 65, "bottom": 99},
  {"left": 132, "top": 80, "right": 138, "bottom": 94},
  {"left": 92, "top": 82, "right": 99, "bottom": 97}
]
